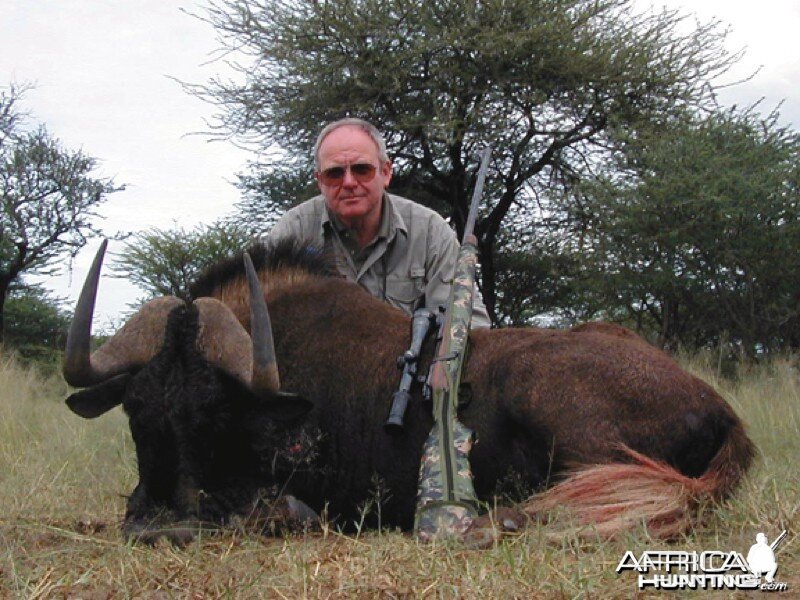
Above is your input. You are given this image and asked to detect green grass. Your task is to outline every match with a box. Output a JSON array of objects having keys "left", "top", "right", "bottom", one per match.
[{"left": 0, "top": 349, "right": 797, "bottom": 598}]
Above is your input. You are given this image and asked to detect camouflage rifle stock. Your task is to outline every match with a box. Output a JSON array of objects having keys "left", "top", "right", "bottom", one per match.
[{"left": 414, "top": 147, "right": 492, "bottom": 542}]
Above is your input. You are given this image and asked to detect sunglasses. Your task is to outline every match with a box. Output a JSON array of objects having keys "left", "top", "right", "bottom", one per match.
[{"left": 318, "top": 163, "right": 377, "bottom": 186}]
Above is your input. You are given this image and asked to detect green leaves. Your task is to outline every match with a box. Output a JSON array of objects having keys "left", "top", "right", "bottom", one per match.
[
  {"left": 2, "top": 284, "right": 71, "bottom": 361},
  {"left": 0, "top": 84, "right": 121, "bottom": 341},
  {"left": 111, "top": 222, "right": 255, "bottom": 300},
  {"left": 577, "top": 108, "right": 800, "bottom": 353},
  {"left": 194, "top": 0, "right": 741, "bottom": 326}
]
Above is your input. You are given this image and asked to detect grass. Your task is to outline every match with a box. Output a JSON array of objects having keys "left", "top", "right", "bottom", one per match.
[{"left": 0, "top": 349, "right": 797, "bottom": 598}]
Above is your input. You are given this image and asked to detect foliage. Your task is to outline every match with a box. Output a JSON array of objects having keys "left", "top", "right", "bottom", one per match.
[
  {"left": 231, "top": 166, "right": 317, "bottom": 236},
  {"left": 493, "top": 246, "right": 578, "bottom": 328},
  {"left": 0, "top": 84, "right": 121, "bottom": 339},
  {"left": 1, "top": 283, "right": 71, "bottom": 362},
  {"left": 573, "top": 108, "right": 800, "bottom": 354},
  {"left": 189, "top": 0, "right": 736, "bottom": 323},
  {"left": 111, "top": 221, "right": 255, "bottom": 299}
]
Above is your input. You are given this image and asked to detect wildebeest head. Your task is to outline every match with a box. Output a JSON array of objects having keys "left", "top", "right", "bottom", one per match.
[{"left": 63, "top": 241, "right": 313, "bottom": 542}]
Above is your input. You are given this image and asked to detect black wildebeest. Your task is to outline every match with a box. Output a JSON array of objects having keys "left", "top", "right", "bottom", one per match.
[{"left": 63, "top": 240, "right": 754, "bottom": 543}]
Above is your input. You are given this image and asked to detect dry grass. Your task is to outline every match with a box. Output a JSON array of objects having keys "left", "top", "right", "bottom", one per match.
[{"left": 0, "top": 349, "right": 797, "bottom": 598}]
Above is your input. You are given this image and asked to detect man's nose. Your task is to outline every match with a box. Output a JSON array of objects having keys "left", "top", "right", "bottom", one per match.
[{"left": 341, "top": 166, "right": 358, "bottom": 187}]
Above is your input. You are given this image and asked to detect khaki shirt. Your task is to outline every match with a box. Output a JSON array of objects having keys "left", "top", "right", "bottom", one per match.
[{"left": 267, "top": 193, "right": 491, "bottom": 328}]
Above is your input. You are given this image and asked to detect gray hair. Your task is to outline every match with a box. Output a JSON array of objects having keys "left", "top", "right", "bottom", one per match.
[{"left": 313, "top": 118, "right": 389, "bottom": 168}]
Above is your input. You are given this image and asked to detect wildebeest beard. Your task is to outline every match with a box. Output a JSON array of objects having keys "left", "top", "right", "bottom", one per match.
[{"left": 117, "top": 303, "right": 325, "bottom": 540}]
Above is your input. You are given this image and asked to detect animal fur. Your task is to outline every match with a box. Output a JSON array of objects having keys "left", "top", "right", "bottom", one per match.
[
  {"left": 189, "top": 241, "right": 754, "bottom": 534},
  {"left": 68, "top": 240, "right": 754, "bottom": 542}
]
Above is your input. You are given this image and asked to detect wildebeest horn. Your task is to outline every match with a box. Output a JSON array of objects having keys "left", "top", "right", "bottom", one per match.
[
  {"left": 63, "top": 241, "right": 184, "bottom": 387},
  {"left": 194, "top": 252, "right": 280, "bottom": 395},
  {"left": 244, "top": 251, "right": 281, "bottom": 393}
]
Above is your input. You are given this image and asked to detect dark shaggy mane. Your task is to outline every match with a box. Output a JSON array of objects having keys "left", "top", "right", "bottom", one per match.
[{"left": 189, "top": 239, "right": 337, "bottom": 299}]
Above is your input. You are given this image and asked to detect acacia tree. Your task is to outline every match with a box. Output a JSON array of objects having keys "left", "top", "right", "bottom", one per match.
[
  {"left": 190, "top": 0, "right": 735, "bottom": 323},
  {"left": 231, "top": 167, "right": 317, "bottom": 236},
  {"left": 0, "top": 86, "right": 121, "bottom": 340},
  {"left": 111, "top": 221, "right": 254, "bottom": 300},
  {"left": 3, "top": 283, "right": 71, "bottom": 361},
  {"left": 573, "top": 108, "right": 800, "bottom": 354}
]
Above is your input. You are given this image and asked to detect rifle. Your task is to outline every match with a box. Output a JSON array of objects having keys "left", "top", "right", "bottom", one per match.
[
  {"left": 770, "top": 530, "right": 788, "bottom": 553},
  {"left": 385, "top": 308, "right": 436, "bottom": 433},
  {"left": 414, "top": 146, "right": 492, "bottom": 541}
]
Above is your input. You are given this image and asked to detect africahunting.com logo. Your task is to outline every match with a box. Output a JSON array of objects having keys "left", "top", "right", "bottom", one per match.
[{"left": 616, "top": 530, "right": 789, "bottom": 592}]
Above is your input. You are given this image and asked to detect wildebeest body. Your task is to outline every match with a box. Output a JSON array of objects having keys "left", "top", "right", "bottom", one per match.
[
  {"left": 66, "top": 242, "right": 753, "bottom": 539},
  {"left": 189, "top": 247, "right": 750, "bottom": 529}
]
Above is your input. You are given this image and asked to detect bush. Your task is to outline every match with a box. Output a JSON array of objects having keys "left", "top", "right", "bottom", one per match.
[{"left": 2, "top": 285, "right": 71, "bottom": 364}]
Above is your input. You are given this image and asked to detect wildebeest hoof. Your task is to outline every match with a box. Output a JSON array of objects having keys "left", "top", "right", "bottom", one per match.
[
  {"left": 265, "top": 494, "right": 321, "bottom": 534},
  {"left": 462, "top": 507, "right": 529, "bottom": 549},
  {"left": 123, "top": 519, "right": 204, "bottom": 547},
  {"left": 241, "top": 494, "right": 320, "bottom": 535}
]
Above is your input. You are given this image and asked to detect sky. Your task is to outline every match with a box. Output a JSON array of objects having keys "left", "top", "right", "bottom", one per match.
[{"left": 1, "top": 0, "right": 799, "bottom": 328}]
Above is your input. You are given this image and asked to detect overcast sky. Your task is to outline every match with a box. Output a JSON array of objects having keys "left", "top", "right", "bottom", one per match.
[{"left": 1, "top": 0, "right": 799, "bottom": 328}]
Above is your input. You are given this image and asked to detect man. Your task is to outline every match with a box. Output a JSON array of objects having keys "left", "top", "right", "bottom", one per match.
[
  {"left": 268, "top": 118, "right": 491, "bottom": 327},
  {"left": 747, "top": 532, "right": 778, "bottom": 583}
]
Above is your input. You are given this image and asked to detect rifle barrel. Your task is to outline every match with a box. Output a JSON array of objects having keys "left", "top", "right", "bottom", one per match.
[
  {"left": 463, "top": 147, "right": 492, "bottom": 242},
  {"left": 770, "top": 529, "right": 788, "bottom": 552}
]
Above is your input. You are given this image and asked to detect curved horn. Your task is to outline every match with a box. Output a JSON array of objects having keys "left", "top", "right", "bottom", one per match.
[
  {"left": 63, "top": 240, "right": 108, "bottom": 386},
  {"left": 63, "top": 241, "right": 184, "bottom": 387},
  {"left": 194, "top": 252, "right": 280, "bottom": 396},
  {"left": 195, "top": 295, "right": 311, "bottom": 418},
  {"left": 243, "top": 251, "right": 281, "bottom": 393}
]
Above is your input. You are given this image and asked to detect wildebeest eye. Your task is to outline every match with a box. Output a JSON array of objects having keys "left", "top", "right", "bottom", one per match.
[{"left": 66, "top": 373, "right": 132, "bottom": 419}]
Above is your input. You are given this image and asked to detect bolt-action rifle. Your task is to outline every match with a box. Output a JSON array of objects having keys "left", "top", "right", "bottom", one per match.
[{"left": 414, "top": 147, "right": 492, "bottom": 541}]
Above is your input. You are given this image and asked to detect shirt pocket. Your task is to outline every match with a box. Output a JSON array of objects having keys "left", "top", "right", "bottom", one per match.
[{"left": 385, "top": 269, "right": 426, "bottom": 314}]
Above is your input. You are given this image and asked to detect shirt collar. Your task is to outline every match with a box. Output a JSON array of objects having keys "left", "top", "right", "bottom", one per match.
[{"left": 324, "top": 193, "right": 407, "bottom": 242}]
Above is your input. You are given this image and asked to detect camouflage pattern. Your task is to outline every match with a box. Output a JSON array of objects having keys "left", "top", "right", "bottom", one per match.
[
  {"left": 414, "top": 419, "right": 477, "bottom": 541},
  {"left": 427, "top": 240, "right": 479, "bottom": 395},
  {"left": 414, "top": 240, "right": 480, "bottom": 541}
]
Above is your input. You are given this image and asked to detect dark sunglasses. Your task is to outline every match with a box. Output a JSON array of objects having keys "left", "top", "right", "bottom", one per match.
[{"left": 318, "top": 163, "right": 377, "bottom": 186}]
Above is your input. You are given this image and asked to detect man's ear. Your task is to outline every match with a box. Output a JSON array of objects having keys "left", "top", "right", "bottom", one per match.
[
  {"left": 314, "top": 170, "right": 325, "bottom": 195},
  {"left": 261, "top": 390, "right": 314, "bottom": 422},
  {"left": 381, "top": 160, "right": 393, "bottom": 187},
  {"left": 66, "top": 373, "right": 132, "bottom": 419}
]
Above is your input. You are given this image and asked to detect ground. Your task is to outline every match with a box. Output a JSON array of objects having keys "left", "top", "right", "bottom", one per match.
[{"left": 0, "top": 351, "right": 797, "bottom": 598}]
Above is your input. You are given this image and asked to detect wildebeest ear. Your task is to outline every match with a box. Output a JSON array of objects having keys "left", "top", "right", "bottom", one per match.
[
  {"left": 65, "top": 373, "right": 132, "bottom": 419},
  {"left": 262, "top": 390, "right": 314, "bottom": 422}
]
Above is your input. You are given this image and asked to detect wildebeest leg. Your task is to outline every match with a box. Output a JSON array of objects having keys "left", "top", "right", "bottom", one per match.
[{"left": 122, "top": 482, "right": 201, "bottom": 547}]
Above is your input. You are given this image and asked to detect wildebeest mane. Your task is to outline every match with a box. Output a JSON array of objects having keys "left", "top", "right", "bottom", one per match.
[{"left": 189, "top": 239, "right": 337, "bottom": 300}]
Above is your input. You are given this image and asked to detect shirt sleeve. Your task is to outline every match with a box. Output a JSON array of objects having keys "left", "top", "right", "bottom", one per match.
[
  {"left": 424, "top": 217, "right": 492, "bottom": 329},
  {"left": 265, "top": 209, "right": 304, "bottom": 246}
]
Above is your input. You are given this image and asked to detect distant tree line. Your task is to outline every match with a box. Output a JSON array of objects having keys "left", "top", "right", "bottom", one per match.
[
  {"left": 5, "top": 1, "right": 800, "bottom": 361},
  {"left": 167, "top": 0, "right": 799, "bottom": 356}
]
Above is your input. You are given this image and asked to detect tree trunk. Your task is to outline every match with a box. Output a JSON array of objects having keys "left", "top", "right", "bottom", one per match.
[
  {"left": 657, "top": 297, "right": 671, "bottom": 350},
  {"left": 0, "top": 275, "right": 11, "bottom": 345},
  {"left": 478, "top": 232, "right": 498, "bottom": 327}
]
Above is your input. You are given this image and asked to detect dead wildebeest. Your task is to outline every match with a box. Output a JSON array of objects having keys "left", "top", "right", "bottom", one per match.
[{"left": 63, "top": 240, "right": 754, "bottom": 545}]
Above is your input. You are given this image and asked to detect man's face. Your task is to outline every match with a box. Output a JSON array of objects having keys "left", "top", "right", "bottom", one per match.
[{"left": 315, "top": 126, "right": 392, "bottom": 227}]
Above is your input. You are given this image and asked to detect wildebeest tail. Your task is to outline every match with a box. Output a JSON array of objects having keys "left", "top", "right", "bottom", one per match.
[{"left": 520, "top": 421, "right": 754, "bottom": 539}]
